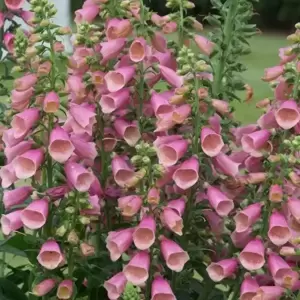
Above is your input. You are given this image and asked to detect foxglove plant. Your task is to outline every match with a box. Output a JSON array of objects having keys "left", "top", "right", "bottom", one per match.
[{"left": 0, "top": 0, "right": 266, "bottom": 300}]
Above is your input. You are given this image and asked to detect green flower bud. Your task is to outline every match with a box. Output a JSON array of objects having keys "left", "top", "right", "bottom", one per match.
[
  {"left": 65, "top": 206, "right": 76, "bottom": 214},
  {"left": 142, "top": 156, "right": 151, "bottom": 164},
  {"left": 68, "top": 230, "right": 79, "bottom": 245},
  {"left": 79, "top": 216, "right": 90, "bottom": 225},
  {"left": 131, "top": 155, "right": 142, "bottom": 165},
  {"left": 33, "top": 6, "right": 42, "bottom": 13},
  {"left": 40, "top": 20, "right": 50, "bottom": 27},
  {"left": 295, "top": 23, "right": 300, "bottom": 30},
  {"left": 56, "top": 225, "right": 67, "bottom": 237}
]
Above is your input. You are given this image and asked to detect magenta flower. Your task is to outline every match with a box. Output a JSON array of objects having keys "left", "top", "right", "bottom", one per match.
[
  {"left": 104, "top": 272, "right": 127, "bottom": 300},
  {"left": 206, "top": 258, "right": 238, "bottom": 282},
  {"left": 57, "top": 280, "right": 73, "bottom": 300},
  {"left": 100, "top": 88, "right": 130, "bottom": 114},
  {"left": 21, "top": 198, "right": 49, "bottom": 230},
  {"left": 114, "top": 118, "right": 141, "bottom": 146},
  {"left": 129, "top": 37, "right": 147, "bottom": 62},
  {"left": 0, "top": 210, "right": 23, "bottom": 235},
  {"left": 106, "top": 228, "right": 134, "bottom": 261},
  {"left": 37, "top": 240, "right": 64, "bottom": 270},
  {"left": 151, "top": 276, "right": 175, "bottom": 300},
  {"left": 239, "top": 239, "right": 265, "bottom": 271},
  {"left": 117, "top": 195, "right": 142, "bottom": 217},
  {"left": 161, "top": 237, "right": 189, "bottom": 272},
  {"left": 240, "top": 276, "right": 259, "bottom": 300},
  {"left": 43, "top": 91, "right": 60, "bottom": 113},
  {"left": 74, "top": 4, "right": 100, "bottom": 23},
  {"left": 3, "top": 186, "right": 33, "bottom": 210},
  {"left": 161, "top": 207, "right": 183, "bottom": 236},
  {"left": 123, "top": 251, "right": 150, "bottom": 285},
  {"left": 268, "top": 211, "right": 291, "bottom": 246},
  {"left": 49, "top": 127, "right": 74, "bottom": 163},
  {"left": 201, "top": 127, "right": 224, "bottom": 157},
  {"left": 275, "top": 100, "right": 300, "bottom": 129},
  {"left": 133, "top": 216, "right": 156, "bottom": 250},
  {"left": 32, "top": 279, "right": 56, "bottom": 297},
  {"left": 234, "top": 203, "right": 261, "bottom": 233}
]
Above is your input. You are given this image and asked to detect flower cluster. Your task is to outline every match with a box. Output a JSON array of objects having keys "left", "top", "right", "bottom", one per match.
[{"left": 3, "top": 0, "right": 299, "bottom": 299}]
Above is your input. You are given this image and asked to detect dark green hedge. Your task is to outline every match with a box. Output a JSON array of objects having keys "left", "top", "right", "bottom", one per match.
[{"left": 71, "top": 0, "right": 300, "bottom": 30}]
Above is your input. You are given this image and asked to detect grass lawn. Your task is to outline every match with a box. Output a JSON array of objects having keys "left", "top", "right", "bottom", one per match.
[{"left": 233, "top": 32, "right": 287, "bottom": 123}]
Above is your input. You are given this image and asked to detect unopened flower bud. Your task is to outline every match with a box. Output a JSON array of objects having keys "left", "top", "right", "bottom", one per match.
[
  {"left": 185, "top": 1, "right": 195, "bottom": 8},
  {"left": 79, "top": 216, "right": 90, "bottom": 225},
  {"left": 131, "top": 155, "right": 142, "bottom": 165},
  {"left": 280, "top": 246, "right": 297, "bottom": 256},
  {"left": 26, "top": 46, "right": 38, "bottom": 57},
  {"left": 56, "top": 225, "right": 67, "bottom": 237},
  {"left": 142, "top": 156, "right": 151, "bottom": 164},
  {"left": 68, "top": 230, "right": 79, "bottom": 245},
  {"left": 65, "top": 206, "right": 75, "bottom": 214},
  {"left": 11, "top": 66, "right": 23, "bottom": 73},
  {"left": 33, "top": 6, "right": 42, "bottom": 13},
  {"left": 40, "top": 19, "right": 50, "bottom": 27},
  {"left": 295, "top": 23, "right": 300, "bottom": 30},
  {"left": 80, "top": 243, "right": 95, "bottom": 257}
]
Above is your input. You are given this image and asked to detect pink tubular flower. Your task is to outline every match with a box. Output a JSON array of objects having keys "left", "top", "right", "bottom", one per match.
[
  {"left": 0, "top": 12, "right": 4, "bottom": 28},
  {"left": 81, "top": 194, "right": 101, "bottom": 216},
  {"left": 11, "top": 108, "right": 40, "bottom": 138},
  {"left": 167, "top": 198, "right": 186, "bottom": 216},
  {"left": 157, "top": 138, "right": 188, "bottom": 167},
  {"left": 279, "top": 46, "right": 296, "bottom": 64},
  {"left": 151, "top": 276, "right": 175, "bottom": 300},
  {"left": 150, "top": 91, "right": 173, "bottom": 118},
  {"left": 104, "top": 66, "right": 136, "bottom": 92},
  {"left": 4, "top": 32, "right": 14, "bottom": 53},
  {"left": 147, "top": 187, "right": 160, "bottom": 205},
  {"left": 20, "top": 10, "right": 35, "bottom": 26},
  {"left": 14, "top": 74, "right": 37, "bottom": 91},
  {"left": 3, "top": 186, "right": 33, "bottom": 210},
  {"left": 13, "top": 148, "right": 44, "bottom": 179},
  {"left": 64, "top": 161, "right": 94, "bottom": 192},
  {"left": 37, "top": 240, "right": 64, "bottom": 270},
  {"left": 104, "top": 272, "right": 127, "bottom": 300},
  {"left": 70, "top": 136, "right": 97, "bottom": 161},
  {"left": 106, "top": 228, "right": 134, "bottom": 261},
  {"left": 241, "top": 129, "right": 271, "bottom": 157},
  {"left": 5, "top": 0, "right": 25, "bottom": 10},
  {"left": 32, "top": 279, "right": 56, "bottom": 297},
  {"left": 206, "top": 258, "right": 238, "bottom": 282},
  {"left": 253, "top": 286, "right": 284, "bottom": 300},
  {"left": 213, "top": 152, "right": 240, "bottom": 177},
  {"left": 21, "top": 198, "right": 49, "bottom": 230},
  {"left": 161, "top": 237, "right": 189, "bottom": 272},
  {"left": 201, "top": 127, "right": 224, "bottom": 157},
  {"left": 231, "top": 228, "right": 252, "bottom": 249},
  {"left": 117, "top": 195, "right": 142, "bottom": 217},
  {"left": 106, "top": 18, "right": 132, "bottom": 40},
  {"left": 172, "top": 157, "right": 199, "bottom": 190},
  {"left": 207, "top": 186, "right": 234, "bottom": 217},
  {"left": 262, "top": 65, "right": 284, "bottom": 82},
  {"left": 194, "top": 35, "right": 215, "bottom": 56},
  {"left": 158, "top": 65, "right": 183, "bottom": 88},
  {"left": 239, "top": 239, "right": 265, "bottom": 271},
  {"left": 268, "top": 211, "right": 291, "bottom": 246},
  {"left": 1, "top": 210, "right": 23, "bottom": 235},
  {"left": 269, "top": 184, "right": 283, "bottom": 202},
  {"left": 129, "top": 37, "right": 147, "bottom": 62},
  {"left": 288, "top": 198, "right": 300, "bottom": 223},
  {"left": 112, "top": 155, "right": 135, "bottom": 187},
  {"left": 162, "top": 21, "right": 177, "bottom": 34},
  {"left": 133, "top": 216, "right": 156, "bottom": 250},
  {"left": 0, "top": 163, "right": 17, "bottom": 188},
  {"left": 151, "top": 32, "right": 167, "bottom": 53},
  {"left": 49, "top": 127, "right": 74, "bottom": 163},
  {"left": 203, "top": 210, "right": 224, "bottom": 235},
  {"left": 75, "top": 4, "right": 100, "bottom": 23},
  {"left": 240, "top": 276, "right": 259, "bottom": 300},
  {"left": 11, "top": 88, "right": 33, "bottom": 111},
  {"left": 211, "top": 99, "right": 230, "bottom": 116},
  {"left": 161, "top": 207, "right": 183, "bottom": 236},
  {"left": 57, "top": 280, "right": 73, "bottom": 300},
  {"left": 43, "top": 91, "right": 60, "bottom": 113},
  {"left": 268, "top": 253, "right": 299, "bottom": 288},
  {"left": 114, "top": 118, "right": 141, "bottom": 146},
  {"left": 100, "top": 88, "right": 130, "bottom": 114},
  {"left": 100, "top": 38, "right": 126, "bottom": 64},
  {"left": 123, "top": 251, "right": 150, "bottom": 285},
  {"left": 234, "top": 203, "right": 262, "bottom": 232},
  {"left": 275, "top": 100, "right": 300, "bottom": 129}
]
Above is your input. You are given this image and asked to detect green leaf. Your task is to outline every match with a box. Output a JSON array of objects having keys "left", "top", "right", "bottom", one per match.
[
  {"left": 205, "top": 15, "right": 222, "bottom": 27},
  {"left": 0, "top": 278, "right": 28, "bottom": 300}
]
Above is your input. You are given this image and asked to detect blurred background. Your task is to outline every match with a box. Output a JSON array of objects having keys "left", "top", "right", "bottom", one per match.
[{"left": 72, "top": 0, "right": 300, "bottom": 31}]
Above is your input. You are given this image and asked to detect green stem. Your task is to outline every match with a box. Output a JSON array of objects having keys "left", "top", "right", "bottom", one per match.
[
  {"left": 212, "top": 0, "right": 239, "bottom": 98},
  {"left": 0, "top": 252, "right": 5, "bottom": 277},
  {"left": 192, "top": 74, "right": 200, "bottom": 154},
  {"left": 293, "top": 55, "right": 300, "bottom": 100},
  {"left": 178, "top": 0, "right": 185, "bottom": 46},
  {"left": 145, "top": 249, "right": 153, "bottom": 300},
  {"left": 0, "top": 0, "right": 6, "bottom": 61},
  {"left": 138, "top": 63, "right": 145, "bottom": 130}
]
